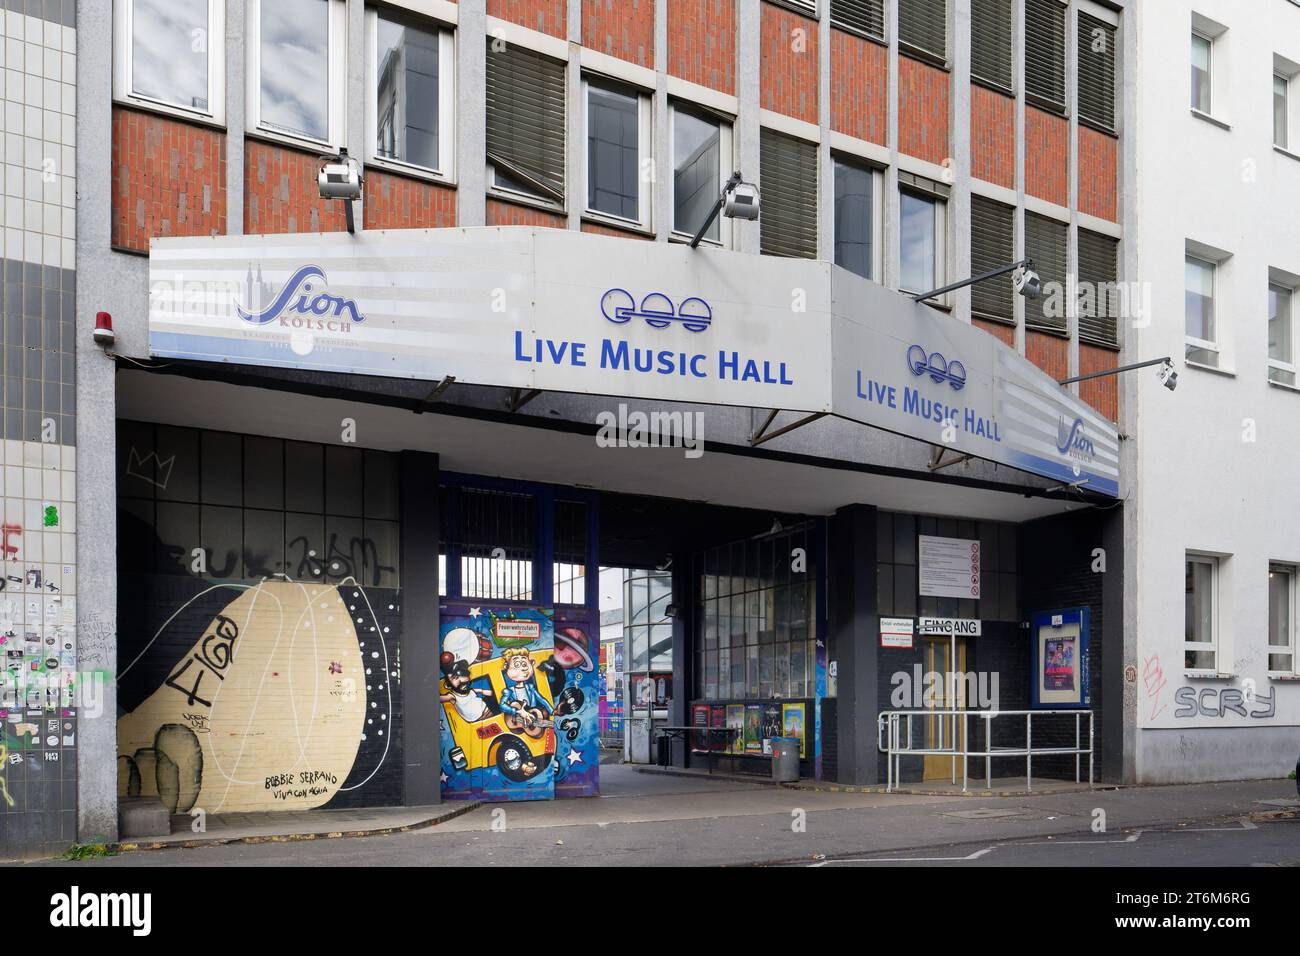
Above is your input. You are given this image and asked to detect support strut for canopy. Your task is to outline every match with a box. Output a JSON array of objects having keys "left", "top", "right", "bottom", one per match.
[
  {"left": 507, "top": 388, "right": 543, "bottom": 413},
  {"left": 927, "top": 446, "right": 973, "bottom": 472},
  {"left": 750, "top": 410, "right": 827, "bottom": 446}
]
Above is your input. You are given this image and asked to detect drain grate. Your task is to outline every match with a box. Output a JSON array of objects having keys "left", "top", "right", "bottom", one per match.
[{"left": 941, "top": 808, "right": 1025, "bottom": 820}]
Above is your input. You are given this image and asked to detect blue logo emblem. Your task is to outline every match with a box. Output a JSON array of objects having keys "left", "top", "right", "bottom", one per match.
[
  {"left": 237, "top": 264, "right": 366, "bottom": 326},
  {"left": 600, "top": 289, "right": 712, "bottom": 332},
  {"left": 1056, "top": 416, "right": 1095, "bottom": 459},
  {"left": 907, "top": 344, "right": 966, "bottom": 390}
]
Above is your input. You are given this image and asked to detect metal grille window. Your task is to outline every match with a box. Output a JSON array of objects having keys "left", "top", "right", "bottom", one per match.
[
  {"left": 1024, "top": 212, "right": 1067, "bottom": 334},
  {"left": 456, "top": 488, "right": 537, "bottom": 601},
  {"left": 831, "top": 0, "right": 884, "bottom": 40},
  {"left": 486, "top": 41, "right": 567, "bottom": 204},
  {"left": 553, "top": 499, "right": 589, "bottom": 606},
  {"left": 970, "top": 195, "right": 1015, "bottom": 324},
  {"left": 1025, "top": 0, "right": 1066, "bottom": 113},
  {"left": 1077, "top": 12, "right": 1116, "bottom": 130},
  {"left": 1077, "top": 229, "right": 1119, "bottom": 348},
  {"left": 760, "top": 129, "right": 818, "bottom": 260},
  {"left": 971, "top": 0, "right": 1012, "bottom": 91},
  {"left": 899, "top": 0, "right": 947, "bottom": 62}
]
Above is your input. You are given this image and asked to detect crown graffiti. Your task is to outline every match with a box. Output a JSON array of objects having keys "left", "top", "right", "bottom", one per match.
[{"left": 126, "top": 448, "right": 177, "bottom": 490}]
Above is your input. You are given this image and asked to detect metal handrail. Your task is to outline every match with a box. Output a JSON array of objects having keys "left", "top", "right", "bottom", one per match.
[{"left": 877, "top": 708, "right": 1094, "bottom": 793}]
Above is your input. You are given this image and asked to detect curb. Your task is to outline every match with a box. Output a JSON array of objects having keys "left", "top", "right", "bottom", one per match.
[
  {"left": 112, "top": 801, "right": 483, "bottom": 854},
  {"left": 779, "top": 781, "right": 1121, "bottom": 797}
]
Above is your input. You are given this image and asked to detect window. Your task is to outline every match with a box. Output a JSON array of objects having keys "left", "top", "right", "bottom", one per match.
[
  {"left": 1078, "top": 11, "right": 1117, "bottom": 131},
  {"left": 1269, "top": 282, "right": 1295, "bottom": 386},
  {"left": 1190, "top": 31, "right": 1212, "bottom": 113},
  {"left": 970, "top": 195, "right": 1014, "bottom": 324},
  {"left": 671, "top": 105, "right": 733, "bottom": 245},
  {"left": 831, "top": 0, "right": 885, "bottom": 41},
  {"left": 971, "top": 0, "right": 1012, "bottom": 92},
  {"left": 585, "top": 79, "right": 652, "bottom": 228},
  {"left": 1024, "top": 212, "right": 1067, "bottom": 334},
  {"left": 898, "top": 0, "right": 947, "bottom": 62},
  {"left": 367, "top": 10, "right": 454, "bottom": 178},
  {"left": 487, "top": 42, "right": 567, "bottom": 206},
  {"left": 1185, "top": 555, "right": 1218, "bottom": 672},
  {"left": 1077, "top": 229, "right": 1120, "bottom": 348},
  {"left": 900, "top": 189, "right": 946, "bottom": 296},
  {"left": 1269, "top": 565, "right": 1296, "bottom": 675},
  {"left": 1025, "top": 0, "right": 1066, "bottom": 113},
  {"left": 249, "top": 0, "right": 345, "bottom": 146},
  {"left": 1184, "top": 254, "right": 1218, "bottom": 367},
  {"left": 1275, "top": 73, "right": 1290, "bottom": 149},
  {"left": 833, "top": 157, "right": 881, "bottom": 281},
  {"left": 759, "top": 129, "right": 818, "bottom": 260},
  {"left": 113, "top": 0, "right": 225, "bottom": 122}
]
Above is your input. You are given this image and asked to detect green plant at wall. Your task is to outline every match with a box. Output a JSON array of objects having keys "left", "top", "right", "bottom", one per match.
[{"left": 61, "top": 843, "right": 116, "bottom": 861}]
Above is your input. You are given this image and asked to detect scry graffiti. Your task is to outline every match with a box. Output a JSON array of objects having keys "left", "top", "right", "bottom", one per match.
[
  {"left": 117, "top": 577, "right": 399, "bottom": 813},
  {"left": 1174, "top": 685, "right": 1276, "bottom": 720}
]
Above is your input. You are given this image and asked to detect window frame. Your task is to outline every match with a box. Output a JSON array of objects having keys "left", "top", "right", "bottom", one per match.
[
  {"left": 364, "top": 7, "right": 456, "bottom": 183},
  {"left": 668, "top": 102, "right": 735, "bottom": 248},
  {"left": 832, "top": 154, "right": 884, "bottom": 283},
  {"left": 1184, "top": 253, "right": 1219, "bottom": 367},
  {"left": 1190, "top": 29, "right": 1214, "bottom": 116},
  {"left": 898, "top": 187, "right": 948, "bottom": 301},
  {"left": 112, "top": 0, "right": 227, "bottom": 125},
  {"left": 1268, "top": 281, "right": 1296, "bottom": 386},
  {"left": 247, "top": 0, "right": 348, "bottom": 152},
  {"left": 1274, "top": 71, "right": 1291, "bottom": 150},
  {"left": 1268, "top": 563, "right": 1297, "bottom": 677},
  {"left": 1184, "top": 553, "right": 1219, "bottom": 674},
  {"left": 582, "top": 76, "right": 654, "bottom": 231}
]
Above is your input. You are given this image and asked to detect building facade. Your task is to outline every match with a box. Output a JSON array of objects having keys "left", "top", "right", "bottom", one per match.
[
  {"left": 0, "top": 0, "right": 1161, "bottom": 858},
  {"left": 1128, "top": 0, "right": 1300, "bottom": 783}
]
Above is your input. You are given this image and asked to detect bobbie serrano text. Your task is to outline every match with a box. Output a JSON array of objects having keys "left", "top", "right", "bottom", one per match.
[{"left": 513, "top": 331, "right": 795, "bottom": 385}]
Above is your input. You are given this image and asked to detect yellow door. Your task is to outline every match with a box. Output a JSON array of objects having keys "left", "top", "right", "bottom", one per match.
[{"left": 923, "top": 637, "right": 968, "bottom": 781}]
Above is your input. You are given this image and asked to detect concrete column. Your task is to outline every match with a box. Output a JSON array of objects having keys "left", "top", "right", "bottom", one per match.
[
  {"left": 816, "top": 0, "right": 833, "bottom": 262},
  {"left": 1065, "top": 0, "right": 1080, "bottom": 383},
  {"left": 653, "top": 0, "right": 670, "bottom": 241},
  {"left": 226, "top": 0, "right": 247, "bottom": 235},
  {"left": 346, "top": 0, "right": 366, "bottom": 230},
  {"left": 74, "top": 0, "right": 121, "bottom": 843},
  {"left": 457, "top": 0, "right": 488, "bottom": 226},
  {"left": 1013, "top": 0, "right": 1027, "bottom": 355},
  {"left": 400, "top": 451, "right": 441, "bottom": 806},
  {"left": 828, "top": 504, "right": 880, "bottom": 785},
  {"left": 884, "top": 0, "right": 900, "bottom": 288},
  {"left": 951, "top": 0, "right": 973, "bottom": 321},
  {"left": 669, "top": 559, "right": 692, "bottom": 766},
  {"left": 734, "top": 0, "right": 761, "bottom": 254}
]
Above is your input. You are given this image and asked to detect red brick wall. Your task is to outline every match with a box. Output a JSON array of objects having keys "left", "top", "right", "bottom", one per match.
[
  {"left": 1079, "top": 343, "right": 1119, "bottom": 421},
  {"left": 245, "top": 139, "right": 347, "bottom": 235},
  {"left": 830, "top": 30, "right": 886, "bottom": 145},
  {"left": 760, "top": 3, "right": 818, "bottom": 124},
  {"left": 487, "top": 198, "right": 568, "bottom": 227},
  {"left": 970, "top": 85, "right": 1014, "bottom": 189},
  {"left": 668, "top": 0, "right": 735, "bottom": 94},
  {"left": 1025, "top": 330, "right": 1069, "bottom": 381},
  {"left": 111, "top": 107, "right": 226, "bottom": 252},
  {"left": 581, "top": 221, "right": 652, "bottom": 239},
  {"left": 898, "top": 56, "right": 950, "bottom": 165},
  {"left": 1025, "top": 106, "right": 1068, "bottom": 207},
  {"left": 584, "top": 0, "right": 654, "bottom": 67},
  {"left": 489, "top": 0, "right": 566, "bottom": 38},
  {"left": 364, "top": 169, "right": 457, "bottom": 230},
  {"left": 973, "top": 318, "right": 1015, "bottom": 348},
  {"left": 1078, "top": 126, "right": 1118, "bottom": 222}
]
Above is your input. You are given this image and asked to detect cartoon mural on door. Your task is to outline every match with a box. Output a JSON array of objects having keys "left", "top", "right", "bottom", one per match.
[{"left": 438, "top": 605, "right": 598, "bottom": 801}]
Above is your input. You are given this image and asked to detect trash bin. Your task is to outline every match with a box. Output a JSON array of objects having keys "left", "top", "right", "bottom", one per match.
[
  {"left": 656, "top": 734, "right": 672, "bottom": 767},
  {"left": 771, "top": 737, "right": 800, "bottom": 782}
]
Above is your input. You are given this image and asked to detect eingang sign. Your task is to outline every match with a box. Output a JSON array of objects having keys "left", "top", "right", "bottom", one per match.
[{"left": 148, "top": 227, "right": 1119, "bottom": 496}]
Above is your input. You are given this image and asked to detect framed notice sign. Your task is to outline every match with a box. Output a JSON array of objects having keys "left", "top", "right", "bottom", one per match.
[
  {"left": 919, "top": 535, "right": 981, "bottom": 599},
  {"left": 1031, "top": 608, "right": 1091, "bottom": 708},
  {"left": 880, "top": 617, "right": 914, "bottom": 648}
]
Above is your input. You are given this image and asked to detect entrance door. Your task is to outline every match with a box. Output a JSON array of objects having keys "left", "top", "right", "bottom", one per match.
[{"left": 923, "top": 637, "right": 968, "bottom": 781}]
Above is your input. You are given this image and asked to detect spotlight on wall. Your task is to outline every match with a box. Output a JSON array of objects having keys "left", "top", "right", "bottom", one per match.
[
  {"left": 1013, "top": 263, "right": 1043, "bottom": 300},
  {"left": 93, "top": 311, "right": 115, "bottom": 348},
  {"left": 1157, "top": 359, "right": 1179, "bottom": 392},
  {"left": 318, "top": 147, "right": 363, "bottom": 233}
]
